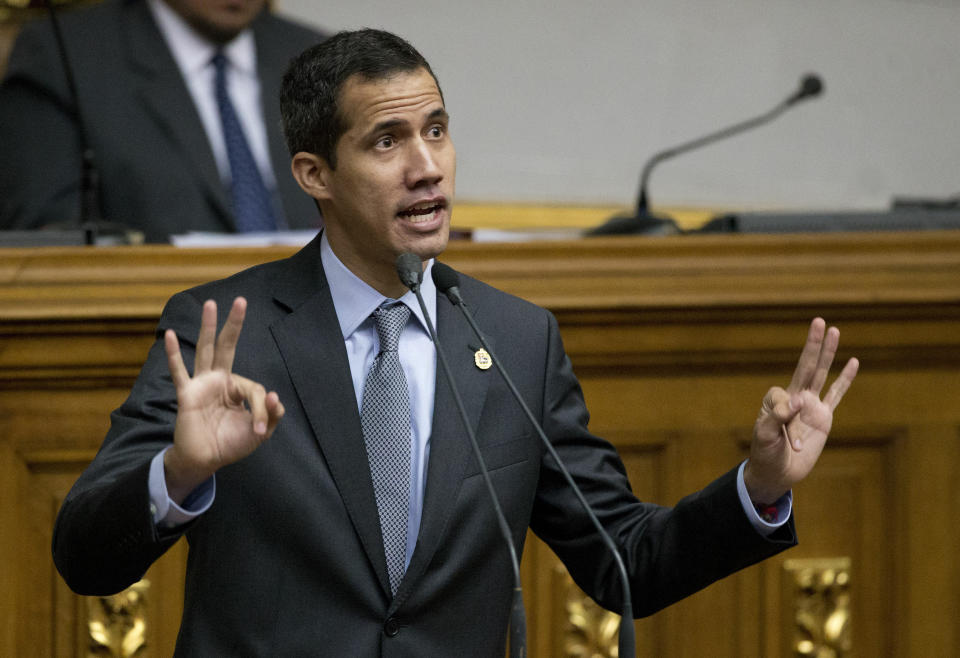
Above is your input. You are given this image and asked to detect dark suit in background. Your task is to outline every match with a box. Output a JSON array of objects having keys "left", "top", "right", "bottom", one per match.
[
  {"left": 0, "top": 0, "right": 323, "bottom": 242},
  {"left": 52, "top": 234, "right": 795, "bottom": 655}
]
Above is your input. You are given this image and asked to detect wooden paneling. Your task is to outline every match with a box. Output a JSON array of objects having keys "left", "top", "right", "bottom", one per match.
[
  {"left": 2, "top": 232, "right": 959, "bottom": 656},
  {"left": 0, "top": 441, "right": 20, "bottom": 658}
]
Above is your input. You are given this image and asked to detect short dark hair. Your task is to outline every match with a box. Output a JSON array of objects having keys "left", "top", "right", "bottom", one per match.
[{"left": 280, "top": 29, "right": 442, "bottom": 169}]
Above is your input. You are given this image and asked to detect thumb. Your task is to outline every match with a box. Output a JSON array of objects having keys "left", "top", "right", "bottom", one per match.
[{"left": 756, "top": 387, "right": 803, "bottom": 446}]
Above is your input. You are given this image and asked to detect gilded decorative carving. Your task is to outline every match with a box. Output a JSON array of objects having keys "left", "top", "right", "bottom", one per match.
[
  {"left": 783, "top": 558, "right": 851, "bottom": 658},
  {"left": 87, "top": 579, "right": 150, "bottom": 658},
  {"left": 557, "top": 565, "right": 620, "bottom": 658}
]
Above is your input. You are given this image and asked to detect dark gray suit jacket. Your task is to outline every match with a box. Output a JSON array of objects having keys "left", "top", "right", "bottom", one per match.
[
  {"left": 52, "top": 235, "right": 796, "bottom": 656},
  {"left": 0, "top": 0, "right": 322, "bottom": 242}
]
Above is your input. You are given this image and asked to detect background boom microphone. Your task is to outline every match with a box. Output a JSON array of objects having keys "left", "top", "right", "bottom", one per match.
[
  {"left": 395, "top": 253, "right": 527, "bottom": 658},
  {"left": 10, "top": 0, "right": 144, "bottom": 247},
  {"left": 430, "top": 261, "right": 636, "bottom": 658},
  {"left": 44, "top": 0, "right": 104, "bottom": 243},
  {"left": 586, "top": 73, "right": 824, "bottom": 236}
]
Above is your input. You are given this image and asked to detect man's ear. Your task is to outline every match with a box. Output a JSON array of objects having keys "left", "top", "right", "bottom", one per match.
[{"left": 291, "top": 152, "right": 333, "bottom": 201}]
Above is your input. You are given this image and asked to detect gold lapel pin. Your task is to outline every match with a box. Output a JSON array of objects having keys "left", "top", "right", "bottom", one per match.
[{"left": 474, "top": 348, "right": 492, "bottom": 370}]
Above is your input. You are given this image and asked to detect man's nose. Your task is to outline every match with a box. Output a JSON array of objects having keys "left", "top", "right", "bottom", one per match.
[{"left": 405, "top": 139, "right": 444, "bottom": 187}]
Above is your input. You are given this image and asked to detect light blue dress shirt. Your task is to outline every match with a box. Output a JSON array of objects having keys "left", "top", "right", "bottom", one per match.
[
  {"left": 149, "top": 232, "right": 788, "bottom": 552},
  {"left": 317, "top": 233, "right": 437, "bottom": 568}
]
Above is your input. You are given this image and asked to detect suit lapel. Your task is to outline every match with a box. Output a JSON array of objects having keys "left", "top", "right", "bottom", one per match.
[
  {"left": 269, "top": 242, "right": 391, "bottom": 597},
  {"left": 121, "top": 0, "right": 233, "bottom": 228},
  {"left": 269, "top": 251, "right": 497, "bottom": 603},
  {"left": 394, "top": 292, "right": 493, "bottom": 607}
]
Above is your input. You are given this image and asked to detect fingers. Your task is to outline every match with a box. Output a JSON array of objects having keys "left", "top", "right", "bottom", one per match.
[
  {"left": 194, "top": 300, "right": 219, "bottom": 374},
  {"left": 807, "top": 326, "right": 839, "bottom": 395},
  {"left": 787, "top": 318, "right": 826, "bottom": 393},
  {"left": 756, "top": 386, "right": 802, "bottom": 443},
  {"left": 823, "top": 357, "right": 860, "bottom": 411},
  {"left": 228, "top": 374, "right": 285, "bottom": 437},
  {"left": 265, "top": 392, "right": 286, "bottom": 435},
  {"left": 164, "top": 328, "right": 190, "bottom": 390},
  {"left": 193, "top": 297, "right": 248, "bottom": 375},
  {"left": 213, "top": 297, "right": 247, "bottom": 372}
]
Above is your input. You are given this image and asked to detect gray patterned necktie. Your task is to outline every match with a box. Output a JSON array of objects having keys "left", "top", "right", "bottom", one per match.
[{"left": 360, "top": 303, "right": 412, "bottom": 595}]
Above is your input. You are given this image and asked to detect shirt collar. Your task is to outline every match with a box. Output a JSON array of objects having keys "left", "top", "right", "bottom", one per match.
[
  {"left": 147, "top": 0, "right": 257, "bottom": 78},
  {"left": 319, "top": 231, "right": 437, "bottom": 340}
]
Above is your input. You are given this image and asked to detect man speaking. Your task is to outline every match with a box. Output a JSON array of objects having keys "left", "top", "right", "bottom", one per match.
[{"left": 52, "top": 29, "right": 859, "bottom": 655}]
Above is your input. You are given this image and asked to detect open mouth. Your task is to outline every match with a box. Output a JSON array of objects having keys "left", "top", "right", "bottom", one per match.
[{"left": 398, "top": 200, "right": 446, "bottom": 223}]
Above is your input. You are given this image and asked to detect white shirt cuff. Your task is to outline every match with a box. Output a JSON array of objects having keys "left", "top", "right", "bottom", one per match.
[
  {"left": 148, "top": 446, "right": 215, "bottom": 528},
  {"left": 736, "top": 460, "right": 792, "bottom": 536}
]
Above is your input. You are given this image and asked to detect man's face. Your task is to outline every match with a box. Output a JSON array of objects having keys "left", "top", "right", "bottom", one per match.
[
  {"left": 316, "top": 68, "right": 456, "bottom": 293},
  {"left": 162, "top": 0, "right": 267, "bottom": 44}
]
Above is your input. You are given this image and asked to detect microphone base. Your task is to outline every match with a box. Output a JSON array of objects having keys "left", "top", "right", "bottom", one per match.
[
  {"left": 0, "top": 229, "right": 89, "bottom": 247},
  {"left": 584, "top": 212, "right": 681, "bottom": 236},
  {"left": 0, "top": 224, "right": 145, "bottom": 247}
]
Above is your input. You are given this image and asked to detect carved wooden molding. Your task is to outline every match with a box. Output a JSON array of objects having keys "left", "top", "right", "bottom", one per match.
[
  {"left": 3, "top": 232, "right": 960, "bottom": 319},
  {"left": 3, "top": 233, "right": 960, "bottom": 383}
]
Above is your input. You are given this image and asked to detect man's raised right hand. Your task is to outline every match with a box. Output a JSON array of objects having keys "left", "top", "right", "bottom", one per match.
[{"left": 162, "top": 297, "right": 285, "bottom": 504}]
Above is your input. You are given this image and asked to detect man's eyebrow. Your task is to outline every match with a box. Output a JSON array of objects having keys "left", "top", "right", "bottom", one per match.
[
  {"left": 365, "top": 108, "right": 450, "bottom": 139},
  {"left": 367, "top": 118, "right": 405, "bottom": 137}
]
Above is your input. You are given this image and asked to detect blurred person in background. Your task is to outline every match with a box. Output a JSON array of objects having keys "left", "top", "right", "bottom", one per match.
[{"left": 0, "top": 0, "right": 325, "bottom": 242}]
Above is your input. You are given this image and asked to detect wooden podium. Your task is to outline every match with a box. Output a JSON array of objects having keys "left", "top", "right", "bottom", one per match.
[{"left": 2, "top": 232, "right": 959, "bottom": 656}]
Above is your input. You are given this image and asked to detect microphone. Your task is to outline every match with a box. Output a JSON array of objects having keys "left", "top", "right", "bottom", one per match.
[
  {"left": 586, "top": 73, "right": 825, "bottom": 236},
  {"left": 431, "top": 262, "right": 636, "bottom": 658},
  {"left": 44, "top": 0, "right": 105, "bottom": 244},
  {"left": 396, "top": 252, "right": 423, "bottom": 291},
  {"left": 28, "top": 1, "right": 143, "bottom": 246},
  {"left": 785, "top": 74, "right": 824, "bottom": 106},
  {"left": 395, "top": 254, "right": 527, "bottom": 658}
]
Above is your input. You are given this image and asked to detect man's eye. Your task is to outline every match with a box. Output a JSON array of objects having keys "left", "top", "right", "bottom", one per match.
[
  {"left": 427, "top": 126, "right": 445, "bottom": 138},
  {"left": 376, "top": 136, "right": 395, "bottom": 149}
]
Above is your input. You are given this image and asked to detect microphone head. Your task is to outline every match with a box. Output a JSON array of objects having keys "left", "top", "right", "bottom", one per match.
[
  {"left": 395, "top": 252, "right": 423, "bottom": 290},
  {"left": 790, "top": 73, "right": 824, "bottom": 104},
  {"left": 431, "top": 261, "right": 460, "bottom": 293}
]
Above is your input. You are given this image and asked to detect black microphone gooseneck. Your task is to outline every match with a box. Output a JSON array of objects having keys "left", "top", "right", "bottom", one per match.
[
  {"left": 430, "top": 262, "right": 636, "bottom": 658},
  {"left": 45, "top": 0, "right": 105, "bottom": 244},
  {"left": 395, "top": 253, "right": 527, "bottom": 658},
  {"left": 586, "top": 73, "right": 825, "bottom": 236}
]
